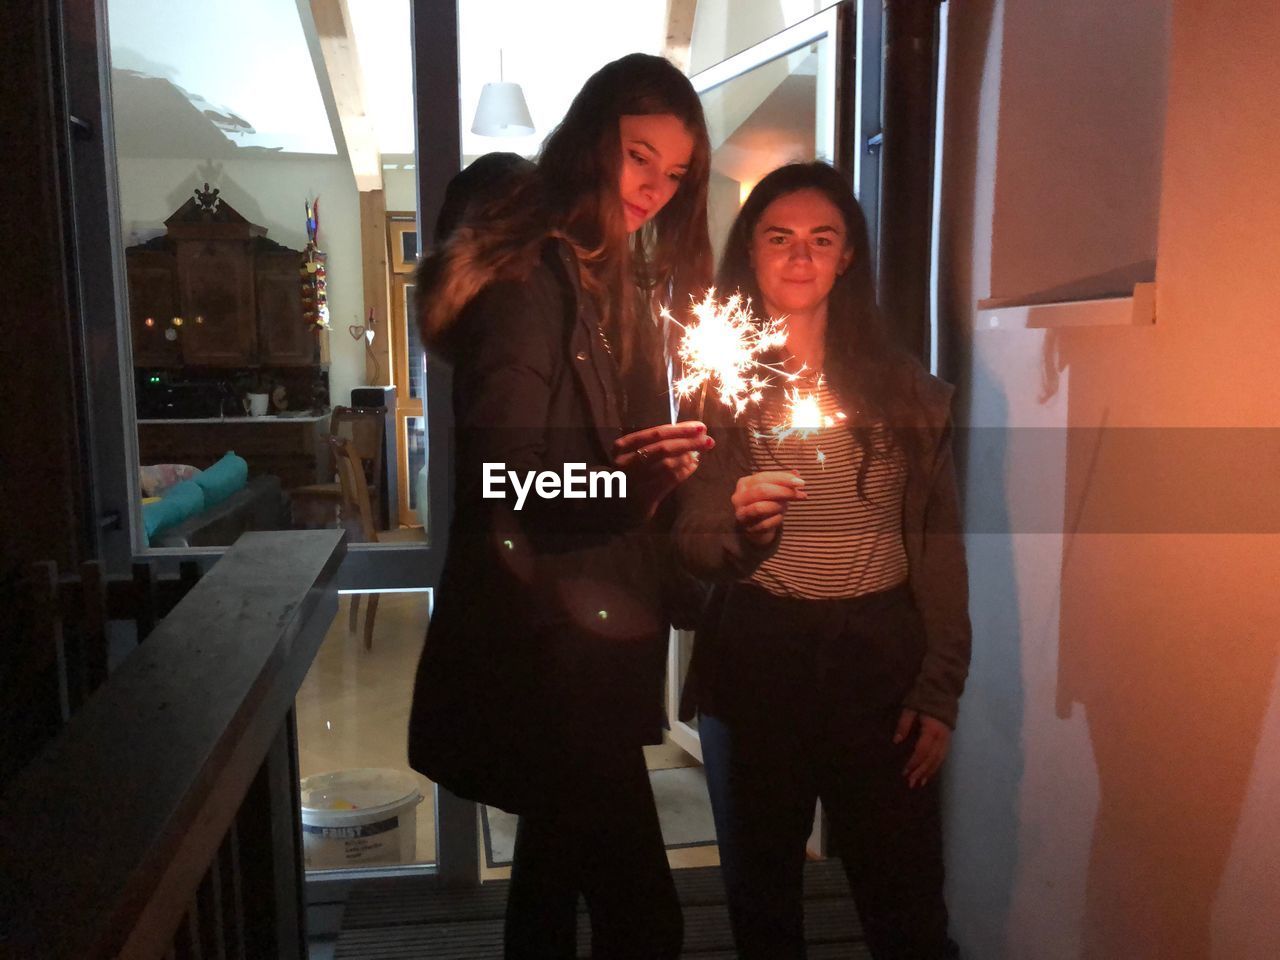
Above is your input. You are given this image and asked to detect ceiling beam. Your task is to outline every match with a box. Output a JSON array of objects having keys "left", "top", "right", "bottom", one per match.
[
  {"left": 665, "top": 0, "right": 698, "bottom": 74},
  {"left": 307, "top": 0, "right": 382, "bottom": 191}
]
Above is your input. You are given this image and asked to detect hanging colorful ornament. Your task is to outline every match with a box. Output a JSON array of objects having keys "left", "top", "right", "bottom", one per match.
[{"left": 301, "top": 196, "right": 329, "bottom": 330}]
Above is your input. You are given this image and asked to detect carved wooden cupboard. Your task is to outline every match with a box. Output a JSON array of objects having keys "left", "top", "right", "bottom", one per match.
[{"left": 126, "top": 191, "right": 319, "bottom": 368}]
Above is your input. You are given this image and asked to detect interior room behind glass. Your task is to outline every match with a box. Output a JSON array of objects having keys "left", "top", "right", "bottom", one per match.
[{"left": 108, "top": 0, "right": 427, "bottom": 550}]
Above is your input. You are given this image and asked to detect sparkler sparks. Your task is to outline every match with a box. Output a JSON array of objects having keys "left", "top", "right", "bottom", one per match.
[
  {"left": 772, "top": 384, "right": 847, "bottom": 441},
  {"left": 666, "top": 290, "right": 794, "bottom": 417},
  {"left": 756, "top": 380, "right": 848, "bottom": 469}
]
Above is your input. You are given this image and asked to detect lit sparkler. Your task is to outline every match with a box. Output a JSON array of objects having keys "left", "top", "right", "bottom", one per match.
[
  {"left": 666, "top": 290, "right": 795, "bottom": 418},
  {"left": 772, "top": 384, "right": 847, "bottom": 440},
  {"left": 756, "top": 380, "right": 848, "bottom": 469}
]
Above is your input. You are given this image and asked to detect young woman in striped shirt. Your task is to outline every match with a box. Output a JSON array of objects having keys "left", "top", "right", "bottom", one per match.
[{"left": 675, "top": 162, "right": 970, "bottom": 960}]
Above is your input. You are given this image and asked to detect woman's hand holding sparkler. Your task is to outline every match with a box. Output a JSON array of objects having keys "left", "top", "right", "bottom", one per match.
[
  {"left": 613, "top": 421, "right": 715, "bottom": 519},
  {"left": 731, "top": 471, "right": 806, "bottom": 546}
]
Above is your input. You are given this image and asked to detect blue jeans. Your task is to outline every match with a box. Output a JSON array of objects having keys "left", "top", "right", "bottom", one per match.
[{"left": 700, "top": 583, "right": 955, "bottom": 960}]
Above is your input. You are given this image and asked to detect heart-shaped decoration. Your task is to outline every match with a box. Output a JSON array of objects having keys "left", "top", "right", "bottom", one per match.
[{"left": 349, "top": 323, "right": 365, "bottom": 341}]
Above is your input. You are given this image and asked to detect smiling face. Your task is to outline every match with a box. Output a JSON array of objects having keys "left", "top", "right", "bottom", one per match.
[
  {"left": 749, "top": 188, "right": 854, "bottom": 328},
  {"left": 617, "top": 113, "right": 695, "bottom": 234}
]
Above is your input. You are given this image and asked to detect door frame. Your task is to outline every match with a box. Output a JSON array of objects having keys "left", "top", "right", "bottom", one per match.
[
  {"left": 389, "top": 269, "right": 424, "bottom": 528},
  {"left": 66, "top": 0, "right": 478, "bottom": 885}
]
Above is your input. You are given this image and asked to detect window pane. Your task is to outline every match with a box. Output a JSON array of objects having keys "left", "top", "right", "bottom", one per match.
[
  {"left": 701, "top": 37, "right": 835, "bottom": 261},
  {"left": 405, "top": 416, "right": 426, "bottom": 515},
  {"left": 405, "top": 283, "right": 424, "bottom": 401},
  {"left": 688, "top": 0, "right": 844, "bottom": 74}
]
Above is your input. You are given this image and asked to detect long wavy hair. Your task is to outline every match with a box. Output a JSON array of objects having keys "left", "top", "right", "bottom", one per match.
[
  {"left": 717, "top": 162, "right": 927, "bottom": 489},
  {"left": 419, "top": 53, "right": 712, "bottom": 375}
]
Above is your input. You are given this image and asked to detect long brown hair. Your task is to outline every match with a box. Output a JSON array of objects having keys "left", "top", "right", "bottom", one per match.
[
  {"left": 717, "top": 162, "right": 928, "bottom": 490},
  {"left": 419, "top": 53, "right": 712, "bottom": 374}
]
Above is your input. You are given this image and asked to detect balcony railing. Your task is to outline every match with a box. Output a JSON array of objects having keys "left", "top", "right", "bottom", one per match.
[{"left": 0, "top": 529, "right": 344, "bottom": 960}]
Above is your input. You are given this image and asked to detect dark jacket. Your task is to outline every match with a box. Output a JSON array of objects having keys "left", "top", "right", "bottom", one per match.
[
  {"left": 672, "top": 368, "right": 972, "bottom": 728},
  {"left": 407, "top": 241, "right": 674, "bottom": 814}
]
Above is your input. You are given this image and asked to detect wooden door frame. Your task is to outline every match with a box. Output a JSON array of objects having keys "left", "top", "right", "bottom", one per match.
[{"left": 389, "top": 273, "right": 423, "bottom": 528}]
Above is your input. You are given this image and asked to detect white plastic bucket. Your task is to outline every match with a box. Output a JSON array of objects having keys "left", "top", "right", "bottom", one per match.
[{"left": 299, "top": 768, "right": 424, "bottom": 870}]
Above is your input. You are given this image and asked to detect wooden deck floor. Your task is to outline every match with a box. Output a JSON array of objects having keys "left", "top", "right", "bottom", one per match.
[{"left": 310, "top": 860, "right": 871, "bottom": 959}]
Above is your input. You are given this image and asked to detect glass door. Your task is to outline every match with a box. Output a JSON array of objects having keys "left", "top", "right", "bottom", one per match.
[
  {"left": 671, "top": 4, "right": 857, "bottom": 760},
  {"left": 72, "top": 0, "right": 474, "bottom": 884}
]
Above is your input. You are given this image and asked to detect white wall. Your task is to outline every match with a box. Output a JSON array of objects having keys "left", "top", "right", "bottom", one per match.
[
  {"left": 940, "top": 2, "right": 1280, "bottom": 958},
  {"left": 116, "top": 156, "right": 366, "bottom": 407},
  {"left": 382, "top": 161, "right": 418, "bottom": 214}
]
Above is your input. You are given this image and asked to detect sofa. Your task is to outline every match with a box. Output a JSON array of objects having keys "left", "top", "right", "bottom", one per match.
[
  {"left": 143, "top": 452, "right": 290, "bottom": 548},
  {"left": 150, "top": 475, "right": 289, "bottom": 548}
]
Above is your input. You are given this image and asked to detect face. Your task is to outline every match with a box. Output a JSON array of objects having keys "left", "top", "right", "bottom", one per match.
[
  {"left": 749, "top": 188, "right": 854, "bottom": 323},
  {"left": 617, "top": 113, "right": 695, "bottom": 234}
]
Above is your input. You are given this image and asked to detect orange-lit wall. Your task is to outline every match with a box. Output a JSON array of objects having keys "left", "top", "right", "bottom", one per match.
[{"left": 939, "top": 1, "right": 1280, "bottom": 958}]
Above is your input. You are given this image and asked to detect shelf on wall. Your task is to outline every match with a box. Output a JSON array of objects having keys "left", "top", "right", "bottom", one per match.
[{"left": 976, "top": 282, "right": 1155, "bottom": 330}]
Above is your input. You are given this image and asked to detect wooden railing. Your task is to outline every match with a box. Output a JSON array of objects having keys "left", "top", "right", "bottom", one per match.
[
  {"left": 3, "top": 558, "right": 205, "bottom": 782},
  {"left": 0, "top": 530, "right": 345, "bottom": 960}
]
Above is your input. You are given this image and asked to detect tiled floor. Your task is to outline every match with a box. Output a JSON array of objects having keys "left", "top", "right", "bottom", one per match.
[
  {"left": 295, "top": 592, "right": 719, "bottom": 881},
  {"left": 296, "top": 591, "right": 439, "bottom": 865}
]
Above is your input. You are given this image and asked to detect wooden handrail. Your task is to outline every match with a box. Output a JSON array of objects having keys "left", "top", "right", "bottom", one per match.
[{"left": 0, "top": 530, "right": 345, "bottom": 959}]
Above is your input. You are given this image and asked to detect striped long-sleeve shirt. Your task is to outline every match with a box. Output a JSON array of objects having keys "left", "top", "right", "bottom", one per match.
[{"left": 747, "top": 377, "right": 908, "bottom": 599}]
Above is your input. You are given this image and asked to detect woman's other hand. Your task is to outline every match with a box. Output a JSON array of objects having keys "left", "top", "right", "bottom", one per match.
[
  {"left": 731, "top": 471, "right": 806, "bottom": 546},
  {"left": 894, "top": 708, "right": 951, "bottom": 789},
  {"left": 613, "top": 421, "right": 715, "bottom": 518}
]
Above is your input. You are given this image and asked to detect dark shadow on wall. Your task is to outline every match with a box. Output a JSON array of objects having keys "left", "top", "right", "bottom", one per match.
[
  {"left": 108, "top": 51, "right": 338, "bottom": 164},
  {"left": 121, "top": 159, "right": 275, "bottom": 252},
  {"left": 934, "top": 1, "right": 1024, "bottom": 953},
  {"left": 1054, "top": 332, "right": 1280, "bottom": 960},
  {"left": 111, "top": 63, "right": 273, "bottom": 159},
  {"left": 946, "top": 350, "right": 1026, "bottom": 960}
]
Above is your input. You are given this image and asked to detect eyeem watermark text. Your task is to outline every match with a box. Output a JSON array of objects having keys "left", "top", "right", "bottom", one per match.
[{"left": 482, "top": 463, "right": 626, "bottom": 511}]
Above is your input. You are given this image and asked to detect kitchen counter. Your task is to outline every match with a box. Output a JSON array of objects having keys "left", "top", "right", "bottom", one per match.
[{"left": 137, "top": 413, "right": 329, "bottom": 425}]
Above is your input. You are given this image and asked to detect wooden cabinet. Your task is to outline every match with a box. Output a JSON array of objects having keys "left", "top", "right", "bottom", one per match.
[
  {"left": 125, "top": 190, "right": 322, "bottom": 368},
  {"left": 175, "top": 239, "right": 258, "bottom": 365},
  {"left": 255, "top": 251, "right": 314, "bottom": 366},
  {"left": 125, "top": 249, "right": 182, "bottom": 367}
]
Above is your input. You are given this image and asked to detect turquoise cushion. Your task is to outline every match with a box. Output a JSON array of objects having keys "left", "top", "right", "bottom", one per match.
[
  {"left": 194, "top": 451, "right": 249, "bottom": 507},
  {"left": 142, "top": 478, "right": 206, "bottom": 543}
]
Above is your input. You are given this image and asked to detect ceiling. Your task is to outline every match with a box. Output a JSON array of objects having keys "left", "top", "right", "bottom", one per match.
[
  {"left": 107, "top": 0, "right": 337, "bottom": 157},
  {"left": 108, "top": 0, "right": 672, "bottom": 165}
]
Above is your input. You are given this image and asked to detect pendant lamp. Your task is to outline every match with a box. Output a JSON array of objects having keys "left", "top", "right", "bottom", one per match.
[{"left": 471, "top": 50, "right": 534, "bottom": 137}]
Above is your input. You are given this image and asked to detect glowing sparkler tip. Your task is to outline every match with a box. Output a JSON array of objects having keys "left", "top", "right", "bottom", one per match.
[
  {"left": 766, "top": 377, "right": 848, "bottom": 451},
  {"left": 672, "top": 289, "right": 797, "bottom": 418}
]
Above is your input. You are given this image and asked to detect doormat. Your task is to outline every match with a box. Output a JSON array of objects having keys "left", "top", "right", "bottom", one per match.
[{"left": 480, "top": 765, "right": 716, "bottom": 867}]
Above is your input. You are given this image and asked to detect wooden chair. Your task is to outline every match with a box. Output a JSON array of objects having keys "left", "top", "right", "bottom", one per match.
[
  {"left": 290, "top": 405, "right": 386, "bottom": 529},
  {"left": 328, "top": 436, "right": 424, "bottom": 650}
]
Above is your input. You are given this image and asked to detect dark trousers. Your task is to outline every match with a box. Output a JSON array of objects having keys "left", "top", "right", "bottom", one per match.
[
  {"left": 504, "top": 745, "right": 682, "bottom": 959},
  {"left": 700, "top": 583, "right": 953, "bottom": 960}
]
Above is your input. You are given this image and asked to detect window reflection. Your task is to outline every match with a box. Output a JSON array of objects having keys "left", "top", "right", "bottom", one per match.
[{"left": 700, "top": 38, "right": 836, "bottom": 260}]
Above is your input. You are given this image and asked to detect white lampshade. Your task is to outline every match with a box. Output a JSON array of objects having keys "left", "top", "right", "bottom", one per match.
[{"left": 471, "top": 82, "right": 535, "bottom": 137}]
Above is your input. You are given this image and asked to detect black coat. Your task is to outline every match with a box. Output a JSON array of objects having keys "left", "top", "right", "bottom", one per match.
[{"left": 407, "top": 241, "right": 675, "bottom": 814}]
